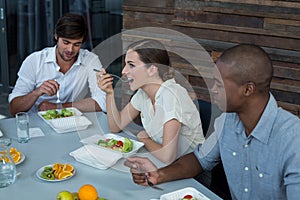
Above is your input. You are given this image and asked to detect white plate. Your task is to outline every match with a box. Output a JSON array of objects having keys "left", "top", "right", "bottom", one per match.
[
  {"left": 80, "top": 133, "right": 144, "bottom": 158},
  {"left": 160, "top": 187, "right": 211, "bottom": 200},
  {"left": 15, "top": 153, "right": 25, "bottom": 165},
  {"left": 38, "top": 108, "right": 92, "bottom": 133},
  {"left": 36, "top": 164, "right": 75, "bottom": 182}
]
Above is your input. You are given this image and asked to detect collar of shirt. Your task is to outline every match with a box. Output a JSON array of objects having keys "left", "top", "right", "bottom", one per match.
[
  {"left": 234, "top": 93, "right": 278, "bottom": 145},
  {"left": 44, "top": 46, "right": 83, "bottom": 69},
  {"left": 155, "top": 78, "right": 176, "bottom": 101}
]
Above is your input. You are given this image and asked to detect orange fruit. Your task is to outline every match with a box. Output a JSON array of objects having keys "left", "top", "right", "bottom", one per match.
[
  {"left": 11, "top": 151, "right": 21, "bottom": 163},
  {"left": 10, "top": 147, "right": 18, "bottom": 154},
  {"left": 53, "top": 163, "right": 64, "bottom": 171},
  {"left": 63, "top": 163, "right": 74, "bottom": 172},
  {"left": 9, "top": 147, "right": 21, "bottom": 163},
  {"left": 0, "top": 156, "right": 10, "bottom": 162},
  {"left": 53, "top": 163, "right": 64, "bottom": 179},
  {"left": 58, "top": 171, "right": 73, "bottom": 180},
  {"left": 78, "top": 184, "right": 98, "bottom": 200}
]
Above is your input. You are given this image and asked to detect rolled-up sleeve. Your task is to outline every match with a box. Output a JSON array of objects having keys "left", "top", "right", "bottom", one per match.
[
  {"left": 194, "top": 131, "right": 221, "bottom": 171},
  {"left": 193, "top": 114, "right": 226, "bottom": 171},
  {"left": 8, "top": 53, "right": 38, "bottom": 103}
]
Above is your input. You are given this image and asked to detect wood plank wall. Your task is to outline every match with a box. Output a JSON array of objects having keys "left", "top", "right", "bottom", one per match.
[{"left": 122, "top": 0, "right": 300, "bottom": 117}]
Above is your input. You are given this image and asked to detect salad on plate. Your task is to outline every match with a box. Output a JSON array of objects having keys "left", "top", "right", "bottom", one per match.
[
  {"left": 41, "top": 108, "right": 75, "bottom": 120},
  {"left": 97, "top": 137, "right": 133, "bottom": 153}
]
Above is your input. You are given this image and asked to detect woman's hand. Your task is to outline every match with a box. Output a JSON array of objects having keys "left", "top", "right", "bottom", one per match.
[
  {"left": 96, "top": 69, "right": 114, "bottom": 94},
  {"left": 124, "top": 157, "right": 159, "bottom": 186}
]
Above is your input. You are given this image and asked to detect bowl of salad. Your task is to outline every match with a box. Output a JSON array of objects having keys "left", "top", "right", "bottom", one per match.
[
  {"left": 80, "top": 133, "right": 144, "bottom": 158},
  {"left": 38, "top": 108, "right": 92, "bottom": 133},
  {"left": 39, "top": 107, "right": 80, "bottom": 120}
]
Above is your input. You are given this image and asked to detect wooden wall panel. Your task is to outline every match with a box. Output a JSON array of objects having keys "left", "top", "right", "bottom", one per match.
[
  {"left": 123, "top": 0, "right": 173, "bottom": 8},
  {"left": 122, "top": 0, "right": 300, "bottom": 117}
]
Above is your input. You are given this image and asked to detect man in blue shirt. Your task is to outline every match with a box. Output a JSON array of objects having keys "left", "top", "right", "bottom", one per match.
[{"left": 125, "top": 44, "right": 300, "bottom": 199}]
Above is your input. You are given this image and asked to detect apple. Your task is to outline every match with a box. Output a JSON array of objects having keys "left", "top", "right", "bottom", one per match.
[
  {"left": 71, "top": 192, "right": 79, "bottom": 200},
  {"left": 56, "top": 190, "right": 73, "bottom": 200}
]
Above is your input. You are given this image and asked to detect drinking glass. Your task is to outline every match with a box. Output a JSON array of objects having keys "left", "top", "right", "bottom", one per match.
[
  {"left": 0, "top": 137, "right": 16, "bottom": 188},
  {"left": 16, "top": 112, "right": 30, "bottom": 143}
]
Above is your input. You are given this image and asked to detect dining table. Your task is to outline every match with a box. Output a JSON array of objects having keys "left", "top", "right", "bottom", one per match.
[{"left": 0, "top": 111, "right": 222, "bottom": 200}]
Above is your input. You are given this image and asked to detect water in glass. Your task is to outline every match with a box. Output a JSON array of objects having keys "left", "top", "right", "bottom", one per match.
[
  {"left": 16, "top": 112, "right": 29, "bottom": 143},
  {"left": 0, "top": 138, "right": 16, "bottom": 188},
  {"left": 17, "top": 119, "right": 29, "bottom": 143}
]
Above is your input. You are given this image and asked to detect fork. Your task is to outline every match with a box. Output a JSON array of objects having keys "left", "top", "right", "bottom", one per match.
[
  {"left": 144, "top": 174, "right": 163, "bottom": 190},
  {"left": 93, "top": 69, "right": 132, "bottom": 83},
  {"left": 55, "top": 79, "right": 62, "bottom": 109}
]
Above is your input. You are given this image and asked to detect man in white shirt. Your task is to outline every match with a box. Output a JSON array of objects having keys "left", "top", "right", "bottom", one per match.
[{"left": 9, "top": 13, "right": 106, "bottom": 115}]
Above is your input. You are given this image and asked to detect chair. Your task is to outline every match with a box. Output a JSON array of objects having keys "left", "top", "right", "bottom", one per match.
[
  {"left": 197, "top": 99, "right": 215, "bottom": 134},
  {"left": 194, "top": 99, "right": 232, "bottom": 200}
]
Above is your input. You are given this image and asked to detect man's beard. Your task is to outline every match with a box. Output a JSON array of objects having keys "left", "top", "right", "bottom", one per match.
[{"left": 58, "top": 50, "right": 76, "bottom": 62}]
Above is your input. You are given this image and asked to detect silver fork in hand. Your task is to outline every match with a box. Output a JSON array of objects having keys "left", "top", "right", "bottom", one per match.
[
  {"left": 55, "top": 79, "right": 62, "bottom": 109},
  {"left": 93, "top": 69, "right": 132, "bottom": 83},
  {"left": 144, "top": 174, "right": 163, "bottom": 190}
]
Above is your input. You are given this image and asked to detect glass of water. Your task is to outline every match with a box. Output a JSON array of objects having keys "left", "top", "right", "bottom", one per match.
[
  {"left": 16, "top": 112, "right": 30, "bottom": 143},
  {"left": 0, "top": 137, "right": 16, "bottom": 188}
]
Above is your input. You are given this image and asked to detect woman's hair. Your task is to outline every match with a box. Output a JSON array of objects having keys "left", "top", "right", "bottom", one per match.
[
  {"left": 126, "top": 39, "right": 173, "bottom": 80},
  {"left": 54, "top": 13, "right": 88, "bottom": 42}
]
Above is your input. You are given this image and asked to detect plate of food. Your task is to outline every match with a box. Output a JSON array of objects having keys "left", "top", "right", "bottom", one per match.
[
  {"left": 160, "top": 187, "right": 211, "bottom": 200},
  {"left": 38, "top": 107, "right": 81, "bottom": 120},
  {"left": 15, "top": 153, "right": 25, "bottom": 165},
  {"left": 38, "top": 108, "right": 92, "bottom": 133},
  {"left": 80, "top": 134, "right": 144, "bottom": 158},
  {"left": 9, "top": 147, "right": 25, "bottom": 165},
  {"left": 36, "top": 163, "right": 75, "bottom": 182}
]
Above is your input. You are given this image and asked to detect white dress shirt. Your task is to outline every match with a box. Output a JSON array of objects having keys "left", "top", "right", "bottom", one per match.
[{"left": 9, "top": 46, "right": 106, "bottom": 113}]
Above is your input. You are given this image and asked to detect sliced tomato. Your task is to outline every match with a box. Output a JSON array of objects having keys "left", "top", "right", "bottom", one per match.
[
  {"left": 183, "top": 194, "right": 193, "bottom": 199},
  {"left": 117, "top": 140, "right": 123, "bottom": 147}
]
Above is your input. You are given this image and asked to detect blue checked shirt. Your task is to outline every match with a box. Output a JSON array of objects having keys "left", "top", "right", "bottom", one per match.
[{"left": 194, "top": 94, "right": 300, "bottom": 200}]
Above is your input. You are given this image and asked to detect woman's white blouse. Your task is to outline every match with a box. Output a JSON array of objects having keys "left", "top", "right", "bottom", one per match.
[{"left": 131, "top": 78, "right": 205, "bottom": 157}]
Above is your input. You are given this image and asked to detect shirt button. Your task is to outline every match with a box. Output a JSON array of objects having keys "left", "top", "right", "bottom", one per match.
[
  {"left": 259, "top": 173, "right": 263, "bottom": 178},
  {"left": 244, "top": 167, "right": 249, "bottom": 171},
  {"left": 232, "top": 152, "right": 237, "bottom": 156},
  {"left": 244, "top": 188, "right": 248, "bottom": 192},
  {"left": 244, "top": 144, "right": 248, "bottom": 148}
]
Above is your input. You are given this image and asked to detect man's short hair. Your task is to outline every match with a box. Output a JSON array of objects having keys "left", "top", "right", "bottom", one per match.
[{"left": 54, "top": 13, "right": 87, "bottom": 42}]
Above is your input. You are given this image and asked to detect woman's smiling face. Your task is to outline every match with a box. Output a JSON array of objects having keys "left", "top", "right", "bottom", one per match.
[{"left": 122, "top": 49, "right": 150, "bottom": 91}]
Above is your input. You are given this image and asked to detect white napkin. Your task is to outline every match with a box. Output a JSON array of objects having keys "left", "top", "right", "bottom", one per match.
[
  {"left": 29, "top": 128, "right": 45, "bottom": 137},
  {"left": 69, "top": 144, "right": 122, "bottom": 170}
]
